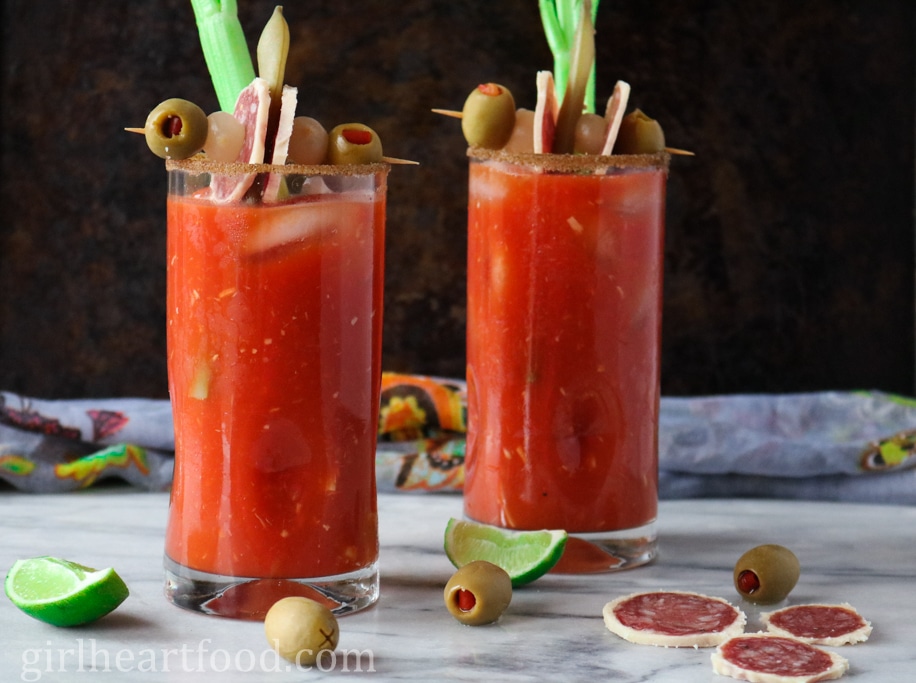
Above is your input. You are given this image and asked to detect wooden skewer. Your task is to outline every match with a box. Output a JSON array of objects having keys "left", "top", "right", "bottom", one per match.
[
  {"left": 125, "top": 124, "right": 418, "bottom": 165},
  {"left": 432, "top": 108, "right": 693, "bottom": 156},
  {"left": 382, "top": 156, "right": 420, "bottom": 165},
  {"left": 134, "top": 115, "right": 685, "bottom": 159},
  {"left": 134, "top": 114, "right": 689, "bottom": 158},
  {"left": 431, "top": 108, "right": 463, "bottom": 119}
]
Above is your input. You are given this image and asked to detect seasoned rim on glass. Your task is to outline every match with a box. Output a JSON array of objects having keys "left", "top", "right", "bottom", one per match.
[
  {"left": 467, "top": 146, "right": 670, "bottom": 172},
  {"left": 166, "top": 156, "right": 390, "bottom": 176}
]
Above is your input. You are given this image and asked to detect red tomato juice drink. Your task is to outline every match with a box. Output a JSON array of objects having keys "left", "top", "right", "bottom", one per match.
[
  {"left": 464, "top": 148, "right": 668, "bottom": 572},
  {"left": 163, "top": 158, "right": 387, "bottom": 618}
]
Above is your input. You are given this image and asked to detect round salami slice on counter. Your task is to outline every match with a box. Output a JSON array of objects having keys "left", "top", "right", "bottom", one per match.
[
  {"left": 603, "top": 590, "right": 746, "bottom": 647},
  {"left": 711, "top": 634, "right": 849, "bottom": 683},
  {"left": 761, "top": 603, "right": 872, "bottom": 646}
]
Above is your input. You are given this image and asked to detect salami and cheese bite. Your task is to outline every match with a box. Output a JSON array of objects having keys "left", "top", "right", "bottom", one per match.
[
  {"left": 711, "top": 633, "right": 849, "bottom": 683},
  {"left": 603, "top": 590, "right": 746, "bottom": 647},
  {"left": 761, "top": 603, "right": 872, "bottom": 646},
  {"left": 210, "top": 78, "right": 271, "bottom": 203}
]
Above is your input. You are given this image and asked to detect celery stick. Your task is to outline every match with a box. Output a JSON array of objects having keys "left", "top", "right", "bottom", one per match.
[
  {"left": 553, "top": 1, "right": 595, "bottom": 153},
  {"left": 190, "top": 0, "right": 256, "bottom": 112},
  {"left": 539, "top": 0, "right": 569, "bottom": 101},
  {"left": 585, "top": 0, "right": 599, "bottom": 116},
  {"left": 539, "top": 0, "right": 600, "bottom": 115}
]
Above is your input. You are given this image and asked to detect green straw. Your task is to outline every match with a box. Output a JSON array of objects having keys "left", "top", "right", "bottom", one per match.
[
  {"left": 190, "top": 0, "right": 256, "bottom": 112},
  {"left": 539, "top": 0, "right": 600, "bottom": 114}
]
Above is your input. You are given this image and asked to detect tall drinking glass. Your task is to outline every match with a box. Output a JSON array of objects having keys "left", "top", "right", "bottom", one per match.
[
  {"left": 464, "top": 148, "right": 668, "bottom": 572},
  {"left": 163, "top": 158, "right": 388, "bottom": 618}
]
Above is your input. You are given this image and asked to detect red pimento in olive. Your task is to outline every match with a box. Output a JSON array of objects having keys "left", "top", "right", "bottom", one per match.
[
  {"left": 456, "top": 589, "right": 477, "bottom": 612},
  {"left": 736, "top": 570, "right": 761, "bottom": 595},
  {"left": 444, "top": 561, "right": 512, "bottom": 626},
  {"left": 342, "top": 128, "right": 373, "bottom": 145}
]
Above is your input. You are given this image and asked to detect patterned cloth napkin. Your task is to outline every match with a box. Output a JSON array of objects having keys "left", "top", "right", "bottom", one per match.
[{"left": 2, "top": 374, "right": 915, "bottom": 503}]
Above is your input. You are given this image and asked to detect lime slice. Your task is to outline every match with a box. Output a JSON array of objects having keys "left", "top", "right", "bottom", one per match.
[
  {"left": 444, "top": 518, "right": 568, "bottom": 587},
  {"left": 4, "top": 556, "right": 129, "bottom": 627}
]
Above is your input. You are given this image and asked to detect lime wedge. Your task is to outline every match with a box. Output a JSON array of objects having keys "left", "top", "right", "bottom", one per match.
[
  {"left": 4, "top": 556, "right": 129, "bottom": 627},
  {"left": 444, "top": 518, "right": 568, "bottom": 587}
]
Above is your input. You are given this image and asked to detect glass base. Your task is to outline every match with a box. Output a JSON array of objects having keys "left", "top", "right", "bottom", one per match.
[
  {"left": 549, "top": 520, "right": 658, "bottom": 573},
  {"left": 163, "top": 555, "right": 379, "bottom": 620}
]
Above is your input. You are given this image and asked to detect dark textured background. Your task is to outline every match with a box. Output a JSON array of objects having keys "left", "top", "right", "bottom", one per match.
[{"left": 1, "top": 0, "right": 913, "bottom": 399}]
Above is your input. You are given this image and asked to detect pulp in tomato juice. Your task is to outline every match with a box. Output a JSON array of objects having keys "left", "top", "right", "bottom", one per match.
[
  {"left": 465, "top": 158, "right": 665, "bottom": 533},
  {"left": 165, "top": 190, "right": 384, "bottom": 578}
]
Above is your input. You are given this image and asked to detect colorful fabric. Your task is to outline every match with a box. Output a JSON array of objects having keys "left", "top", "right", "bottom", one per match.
[
  {"left": 2, "top": 376, "right": 916, "bottom": 503},
  {"left": 377, "top": 373, "right": 466, "bottom": 492}
]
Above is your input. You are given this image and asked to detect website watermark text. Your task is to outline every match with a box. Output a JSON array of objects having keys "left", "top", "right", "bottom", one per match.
[{"left": 20, "top": 638, "right": 375, "bottom": 681}]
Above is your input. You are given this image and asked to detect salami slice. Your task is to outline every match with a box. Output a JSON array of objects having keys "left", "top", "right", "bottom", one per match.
[
  {"left": 533, "top": 71, "right": 558, "bottom": 154},
  {"left": 761, "top": 604, "right": 872, "bottom": 646},
  {"left": 599, "top": 80, "right": 631, "bottom": 156},
  {"left": 603, "top": 590, "right": 746, "bottom": 648},
  {"left": 211, "top": 77, "right": 271, "bottom": 203},
  {"left": 711, "top": 634, "right": 849, "bottom": 683}
]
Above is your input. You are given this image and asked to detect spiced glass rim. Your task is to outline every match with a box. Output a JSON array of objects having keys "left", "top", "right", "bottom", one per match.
[
  {"left": 467, "top": 146, "right": 670, "bottom": 173},
  {"left": 166, "top": 155, "right": 390, "bottom": 177}
]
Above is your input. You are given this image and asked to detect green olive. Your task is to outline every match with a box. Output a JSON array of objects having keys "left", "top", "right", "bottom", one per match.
[
  {"left": 444, "top": 560, "right": 512, "bottom": 626},
  {"left": 733, "top": 544, "right": 800, "bottom": 605},
  {"left": 327, "top": 123, "right": 383, "bottom": 165},
  {"left": 614, "top": 109, "right": 666, "bottom": 154},
  {"left": 264, "top": 597, "right": 339, "bottom": 665},
  {"left": 461, "top": 83, "right": 516, "bottom": 149},
  {"left": 144, "top": 98, "right": 208, "bottom": 160}
]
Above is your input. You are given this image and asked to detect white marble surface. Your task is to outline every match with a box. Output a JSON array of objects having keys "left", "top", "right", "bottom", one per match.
[{"left": 1, "top": 490, "right": 914, "bottom": 681}]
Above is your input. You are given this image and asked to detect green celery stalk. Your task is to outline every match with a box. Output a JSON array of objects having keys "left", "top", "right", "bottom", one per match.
[
  {"left": 190, "top": 0, "right": 256, "bottom": 112},
  {"left": 539, "top": 0, "right": 570, "bottom": 104},
  {"left": 539, "top": 0, "right": 600, "bottom": 114},
  {"left": 552, "top": 1, "right": 595, "bottom": 153}
]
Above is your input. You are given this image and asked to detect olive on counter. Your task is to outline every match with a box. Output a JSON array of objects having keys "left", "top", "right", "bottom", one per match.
[
  {"left": 461, "top": 83, "right": 516, "bottom": 149},
  {"left": 614, "top": 109, "right": 666, "bottom": 154},
  {"left": 144, "top": 98, "right": 209, "bottom": 160},
  {"left": 264, "top": 596, "right": 339, "bottom": 665},
  {"left": 734, "top": 544, "right": 801, "bottom": 605},
  {"left": 327, "top": 123, "right": 383, "bottom": 165},
  {"left": 444, "top": 560, "right": 512, "bottom": 626}
]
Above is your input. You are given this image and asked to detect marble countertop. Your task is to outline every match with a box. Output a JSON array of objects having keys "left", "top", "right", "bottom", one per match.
[{"left": 1, "top": 490, "right": 913, "bottom": 681}]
